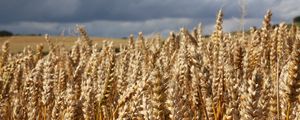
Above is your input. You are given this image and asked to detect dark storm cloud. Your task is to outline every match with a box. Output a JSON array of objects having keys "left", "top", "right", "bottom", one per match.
[
  {"left": 0, "top": 0, "right": 242, "bottom": 23},
  {"left": 0, "top": 0, "right": 299, "bottom": 37},
  {"left": 0, "top": 0, "right": 80, "bottom": 23}
]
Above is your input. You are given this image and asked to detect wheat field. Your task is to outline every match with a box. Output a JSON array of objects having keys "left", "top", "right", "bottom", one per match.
[
  {"left": 0, "top": 36, "right": 127, "bottom": 53},
  {"left": 0, "top": 10, "right": 299, "bottom": 120}
]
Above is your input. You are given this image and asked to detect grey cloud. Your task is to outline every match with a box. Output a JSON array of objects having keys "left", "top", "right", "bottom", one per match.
[
  {"left": 0, "top": 0, "right": 80, "bottom": 23},
  {"left": 273, "top": 0, "right": 300, "bottom": 21},
  {"left": 0, "top": 0, "right": 299, "bottom": 37},
  {"left": 0, "top": 17, "right": 202, "bottom": 37},
  {"left": 0, "top": 22, "right": 64, "bottom": 35},
  {"left": 0, "top": 0, "right": 254, "bottom": 23}
]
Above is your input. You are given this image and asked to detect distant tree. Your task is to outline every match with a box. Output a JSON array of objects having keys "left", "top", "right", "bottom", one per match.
[
  {"left": 121, "top": 37, "right": 128, "bottom": 39},
  {"left": 0, "top": 30, "right": 13, "bottom": 36},
  {"left": 294, "top": 16, "right": 300, "bottom": 23},
  {"left": 204, "top": 35, "right": 211, "bottom": 38}
]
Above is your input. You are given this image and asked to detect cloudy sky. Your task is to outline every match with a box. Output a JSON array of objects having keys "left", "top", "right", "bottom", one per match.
[{"left": 0, "top": 0, "right": 299, "bottom": 37}]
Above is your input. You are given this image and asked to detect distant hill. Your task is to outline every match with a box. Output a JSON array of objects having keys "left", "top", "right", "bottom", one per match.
[{"left": 0, "top": 30, "right": 13, "bottom": 37}]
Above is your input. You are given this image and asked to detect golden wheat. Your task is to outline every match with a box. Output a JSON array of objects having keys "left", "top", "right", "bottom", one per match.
[{"left": 0, "top": 10, "right": 299, "bottom": 120}]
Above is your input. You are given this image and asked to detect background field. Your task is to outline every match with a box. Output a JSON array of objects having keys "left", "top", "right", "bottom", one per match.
[{"left": 0, "top": 36, "right": 127, "bottom": 53}]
